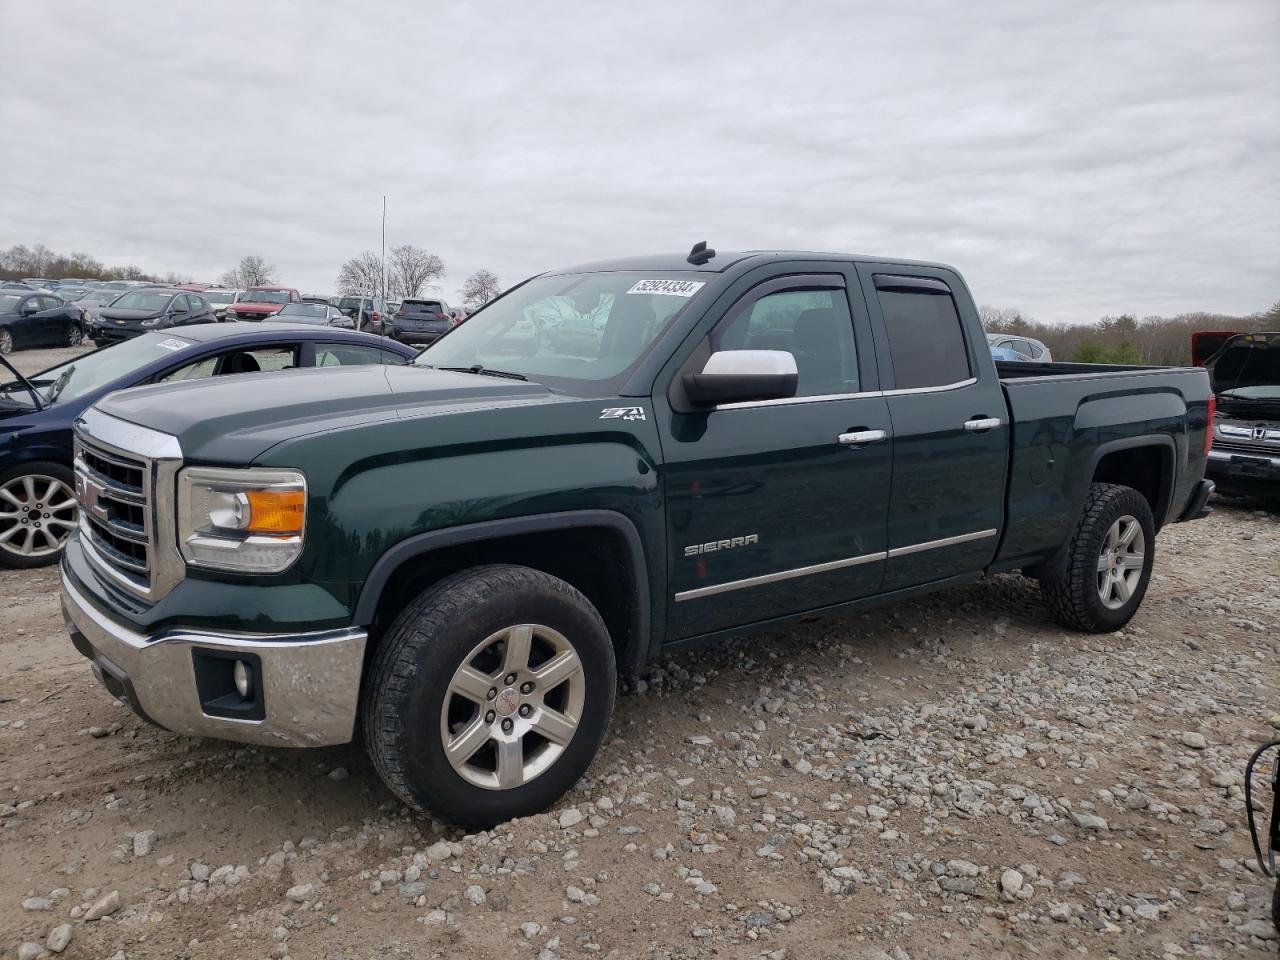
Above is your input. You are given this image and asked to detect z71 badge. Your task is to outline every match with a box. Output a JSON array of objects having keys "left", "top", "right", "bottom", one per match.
[{"left": 599, "top": 406, "right": 646, "bottom": 421}]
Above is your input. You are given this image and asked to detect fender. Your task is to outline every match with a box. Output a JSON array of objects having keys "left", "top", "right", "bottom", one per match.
[
  {"left": 1029, "top": 434, "right": 1176, "bottom": 579},
  {"left": 351, "top": 509, "right": 653, "bottom": 676}
]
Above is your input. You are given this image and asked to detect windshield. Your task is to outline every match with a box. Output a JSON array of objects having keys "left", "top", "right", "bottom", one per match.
[
  {"left": 0, "top": 293, "right": 24, "bottom": 311},
  {"left": 244, "top": 288, "right": 291, "bottom": 304},
  {"left": 0, "top": 333, "right": 195, "bottom": 407},
  {"left": 111, "top": 290, "right": 175, "bottom": 311},
  {"left": 278, "top": 303, "right": 330, "bottom": 320},
  {"left": 414, "top": 271, "right": 704, "bottom": 394}
]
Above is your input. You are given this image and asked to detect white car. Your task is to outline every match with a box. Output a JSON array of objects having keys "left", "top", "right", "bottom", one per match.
[
  {"left": 986, "top": 333, "right": 1052, "bottom": 362},
  {"left": 203, "top": 288, "right": 242, "bottom": 321}
]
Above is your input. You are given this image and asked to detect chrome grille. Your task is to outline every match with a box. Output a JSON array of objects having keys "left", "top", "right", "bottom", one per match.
[
  {"left": 75, "top": 435, "right": 153, "bottom": 591},
  {"left": 72, "top": 408, "right": 184, "bottom": 602}
]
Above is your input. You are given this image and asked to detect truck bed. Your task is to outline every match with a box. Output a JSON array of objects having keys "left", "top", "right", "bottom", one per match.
[{"left": 992, "top": 359, "right": 1212, "bottom": 572}]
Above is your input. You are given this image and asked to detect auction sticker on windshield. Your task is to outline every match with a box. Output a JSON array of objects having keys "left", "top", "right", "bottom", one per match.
[{"left": 626, "top": 279, "right": 706, "bottom": 298}]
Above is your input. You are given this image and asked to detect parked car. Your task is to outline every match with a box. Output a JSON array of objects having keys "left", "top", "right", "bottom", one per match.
[
  {"left": 203, "top": 288, "right": 242, "bottom": 321},
  {"left": 50, "top": 286, "right": 93, "bottom": 303},
  {"left": 0, "top": 291, "right": 86, "bottom": 353},
  {"left": 990, "top": 345, "right": 1025, "bottom": 362},
  {"left": 96, "top": 280, "right": 148, "bottom": 293},
  {"left": 274, "top": 302, "right": 351, "bottom": 326},
  {"left": 21, "top": 278, "right": 57, "bottom": 290},
  {"left": 985, "top": 333, "right": 1052, "bottom": 362},
  {"left": 391, "top": 297, "right": 455, "bottom": 345},
  {"left": 336, "top": 295, "right": 392, "bottom": 335},
  {"left": 301, "top": 294, "right": 336, "bottom": 306},
  {"left": 0, "top": 324, "right": 415, "bottom": 568},
  {"left": 74, "top": 289, "right": 122, "bottom": 325},
  {"left": 1, "top": 281, "right": 37, "bottom": 291},
  {"left": 60, "top": 248, "right": 1214, "bottom": 828},
  {"left": 225, "top": 287, "right": 300, "bottom": 321},
  {"left": 1197, "top": 330, "right": 1279, "bottom": 498},
  {"left": 89, "top": 288, "right": 216, "bottom": 346}
]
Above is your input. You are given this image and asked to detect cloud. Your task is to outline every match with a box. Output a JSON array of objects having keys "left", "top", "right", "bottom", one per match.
[{"left": 1, "top": 0, "right": 1276, "bottom": 321}]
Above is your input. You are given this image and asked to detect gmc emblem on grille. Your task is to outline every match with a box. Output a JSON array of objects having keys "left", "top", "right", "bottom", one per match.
[{"left": 76, "top": 475, "right": 109, "bottom": 521}]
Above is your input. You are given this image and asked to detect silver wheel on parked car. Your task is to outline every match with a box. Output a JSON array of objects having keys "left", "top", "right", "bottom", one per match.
[
  {"left": 1096, "top": 514, "right": 1145, "bottom": 610},
  {"left": 0, "top": 473, "right": 78, "bottom": 561},
  {"left": 0, "top": 330, "right": 12, "bottom": 354},
  {"left": 440, "top": 622, "right": 586, "bottom": 790}
]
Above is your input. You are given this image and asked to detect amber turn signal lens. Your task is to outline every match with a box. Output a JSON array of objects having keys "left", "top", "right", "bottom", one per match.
[{"left": 243, "top": 489, "right": 305, "bottom": 534}]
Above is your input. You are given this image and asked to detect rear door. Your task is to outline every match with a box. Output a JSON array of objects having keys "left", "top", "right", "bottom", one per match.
[
  {"left": 656, "top": 267, "right": 893, "bottom": 639},
  {"left": 36, "top": 296, "right": 68, "bottom": 345},
  {"left": 858, "top": 266, "right": 1009, "bottom": 591}
]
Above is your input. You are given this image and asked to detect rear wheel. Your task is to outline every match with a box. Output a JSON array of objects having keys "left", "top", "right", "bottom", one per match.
[
  {"left": 1040, "top": 482, "right": 1155, "bottom": 632},
  {"left": 0, "top": 462, "right": 79, "bottom": 569},
  {"left": 0, "top": 329, "right": 12, "bottom": 354},
  {"left": 363, "top": 564, "right": 616, "bottom": 827}
]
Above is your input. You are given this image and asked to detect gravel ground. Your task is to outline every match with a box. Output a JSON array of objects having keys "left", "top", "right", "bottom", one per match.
[{"left": 1, "top": 346, "right": 1278, "bottom": 959}]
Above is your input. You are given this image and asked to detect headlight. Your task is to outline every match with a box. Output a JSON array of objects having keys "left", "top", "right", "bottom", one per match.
[
  {"left": 141, "top": 316, "right": 167, "bottom": 327},
  {"left": 177, "top": 466, "right": 306, "bottom": 573}
]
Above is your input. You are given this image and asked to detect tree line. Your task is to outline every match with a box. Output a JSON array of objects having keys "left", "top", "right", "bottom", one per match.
[
  {"left": 1, "top": 244, "right": 503, "bottom": 309},
  {"left": 980, "top": 302, "right": 1280, "bottom": 366}
]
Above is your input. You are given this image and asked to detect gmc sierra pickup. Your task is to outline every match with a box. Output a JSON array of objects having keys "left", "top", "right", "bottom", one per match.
[{"left": 60, "top": 248, "right": 1215, "bottom": 827}]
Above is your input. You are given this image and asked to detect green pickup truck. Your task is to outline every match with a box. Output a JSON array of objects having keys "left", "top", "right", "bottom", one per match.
[{"left": 61, "top": 248, "right": 1215, "bottom": 827}]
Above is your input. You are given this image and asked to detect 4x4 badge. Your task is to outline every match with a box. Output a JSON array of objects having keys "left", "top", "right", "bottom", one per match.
[{"left": 599, "top": 406, "right": 646, "bottom": 422}]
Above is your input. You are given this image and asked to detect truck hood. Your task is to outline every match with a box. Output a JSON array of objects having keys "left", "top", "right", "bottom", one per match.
[
  {"left": 230, "top": 302, "right": 282, "bottom": 316},
  {"left": 92, "top": 364, "right": 555, "bottom": 463}
]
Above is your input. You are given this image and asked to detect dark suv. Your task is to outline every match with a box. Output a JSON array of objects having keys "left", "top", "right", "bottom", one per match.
[
  {"left": 391, "top": 298, "right": 455, "bottom": 345},
  {"left": 91, "top": 289, "right": 216, "bottom": 346},
  {"left": 337, "top": 296, "right": 392, "bottom": 336}
]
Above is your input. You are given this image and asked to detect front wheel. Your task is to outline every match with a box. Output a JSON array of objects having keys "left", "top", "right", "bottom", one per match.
[
  {"left": 66, "top": 321, "right": 83, "bottom": 347},
  {"left": 363, "top": 564, "right": 616, "bottom": 828},
  {"left": 0, "top": 329, "right": 12, "bottom": 354},
  {"left": 1039, "top": 482, "right": 1156, "bottom": 632},
  {"left": 0, "top": 462, "right": 79, "bottom": 569}
]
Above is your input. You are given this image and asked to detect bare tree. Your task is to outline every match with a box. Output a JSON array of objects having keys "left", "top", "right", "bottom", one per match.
[
  {"left": 461, "top": 269, "right": 502, "bottom": 308},
  {"left": 978, "top": 305, "right": 1031, "bottom": 332},
  {"left": 335, "top": 251, "right": 384, "bottom": 295},
  {"left": 388, "top": 245, "right": 445, "bottom": 299},
  {"left": 219, "top": 255, "right": 276, "bottom": 288}
]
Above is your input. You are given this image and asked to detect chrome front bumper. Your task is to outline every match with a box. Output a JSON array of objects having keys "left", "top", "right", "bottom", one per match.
[{"left": 61, "top": 570, "right": 367, "bottom": 748}]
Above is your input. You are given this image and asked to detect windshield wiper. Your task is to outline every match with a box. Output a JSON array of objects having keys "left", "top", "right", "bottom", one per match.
[
  {"left": 438, "top": 365, "right": 528, "bottom": 382},
  {"left": 44, "top": 366, "right": 75, "bottom": 404}
]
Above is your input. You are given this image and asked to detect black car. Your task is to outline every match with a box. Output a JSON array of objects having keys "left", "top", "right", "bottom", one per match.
[
  {"left": 391, "top": 297, "right": 455, "bottom": 345},
  {"left": 0, "top": 291, "right": 86, "bottom": 354},
  {"left": 0, "top": 323, "right": 417, "bottom": 568},
  {"left": 274, "top": 302, "right": 353, "bottom": 327},
  {"left": 90, "top": 288, "right": 216, "bottom": 346}
]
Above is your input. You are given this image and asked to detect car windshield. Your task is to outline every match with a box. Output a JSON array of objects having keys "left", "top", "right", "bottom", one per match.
[
  {"left": 244, "top": 289, "right": 291, "bottom": 304},
  {"left": 0, "top": 333, "right": 196, "bottom": 407},
  {"left": 278, "top": 303, "right": 330, "bottom": 320},
  {"left": 111, "top": 290, "right": 175, "bottom": 311},
  {"left": 205, "top": 291, "right": 236, "bottom": 304},
  {"left": 0, "top": 293, "right": 24, "bottom": 311},
  {"left": 414, "top": 271, "right": 705, "bottom": 394}
]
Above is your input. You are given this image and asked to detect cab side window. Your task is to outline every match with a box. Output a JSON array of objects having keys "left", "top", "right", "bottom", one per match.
[
  {"left": 315, "top": 343, "right": 403, "bottom": 366},
  {"left": 874, "top": 278, "right": 972, "bottom": 390},
  {"left": 711, "top": 288, "right": 859, "bottom": 397}
]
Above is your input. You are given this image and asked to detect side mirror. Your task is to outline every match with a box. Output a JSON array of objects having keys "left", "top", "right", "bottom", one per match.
[{"left": 682, "top": 350, "right": 798, "bottom": 406}]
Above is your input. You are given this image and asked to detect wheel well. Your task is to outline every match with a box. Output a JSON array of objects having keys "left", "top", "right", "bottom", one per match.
[
  {"left": 1091, "top": 444, "right": 1172, "bottom": 526},
  {"left": 365, "top": 527, "right": 642, "bottom": 674}
]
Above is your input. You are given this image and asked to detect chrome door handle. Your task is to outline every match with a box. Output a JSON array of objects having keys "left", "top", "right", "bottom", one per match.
[
  {"left": 838, "top": 429, "right": 888, "bottom": 447},
  {"left": 964, "top": 417, "right": 1002, "bottom": 432}
]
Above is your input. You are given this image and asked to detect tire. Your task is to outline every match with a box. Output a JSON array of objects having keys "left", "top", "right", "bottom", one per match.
[
  {"left": 0, "top": 461, "right": 79, "bottom": 569},
  {"left": 66, "top": 321, "right": 83, "bottom": 347},
  {"left": 1039, "top": 482, "right": 1156, "bottom": 632},
  {"left": 363, "top": 564, "right": 616, "bottom": 828},
  {"left": 0, "top": 329, "right": 12, "bottom": 354}
]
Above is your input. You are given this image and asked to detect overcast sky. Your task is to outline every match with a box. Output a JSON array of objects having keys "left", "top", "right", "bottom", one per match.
[{"left": 1, "top": 0, "right": 1276, "bottom": 322}]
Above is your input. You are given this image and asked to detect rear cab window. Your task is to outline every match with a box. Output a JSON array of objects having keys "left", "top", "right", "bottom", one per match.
[{"left": 872, "top": 275, "right": 973, "bottom": 389}]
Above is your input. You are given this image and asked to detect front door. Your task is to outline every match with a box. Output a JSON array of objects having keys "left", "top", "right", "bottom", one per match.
[
  {"left": 658, "top": 272, "right": 892, "bottom": 639},
  {"left": 858, "top": 267, "right": 1009, "bottom": 591}
]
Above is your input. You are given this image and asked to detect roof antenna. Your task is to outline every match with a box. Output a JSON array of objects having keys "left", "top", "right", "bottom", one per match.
[{"left": 686, "top": 241, "right": 716, "bottom": 265}]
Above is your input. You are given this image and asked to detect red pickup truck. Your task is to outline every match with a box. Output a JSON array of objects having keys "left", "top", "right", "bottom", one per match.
[{"left": 226, "top": 287, "right": 300, "bottom": 321}]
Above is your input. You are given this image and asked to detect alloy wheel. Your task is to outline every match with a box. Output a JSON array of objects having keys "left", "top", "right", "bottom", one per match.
[
  {"left": 440, "top": 623, "right": 585, "bottom": 790},
  {"left": 0, "top": 474, "right": 79, "bottom": 559},
  {"left": 0, "top": 330, "right": 12, "bottom": 354},
  {"left": 1096, "top": 514, "right": 1145, "bottom": 610}
]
